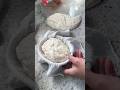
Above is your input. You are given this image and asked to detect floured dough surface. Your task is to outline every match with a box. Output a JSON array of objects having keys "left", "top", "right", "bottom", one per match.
[
  {"left": 47, "top": 13, "right": 81, "bottom": 30},
  {"left": 41, "top": 38, "right": 69, "bottom": 63}
]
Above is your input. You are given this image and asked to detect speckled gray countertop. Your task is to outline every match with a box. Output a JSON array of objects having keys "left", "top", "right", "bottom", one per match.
[{"left": 35, "top": 1, "right": 85, "bottom": 90}]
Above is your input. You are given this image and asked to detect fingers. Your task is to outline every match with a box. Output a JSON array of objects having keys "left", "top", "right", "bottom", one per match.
[
  {"left": 62, "top": 62, "right": 72, "bottom": 69},
  {"left": 104, "top": 59, "right": 116, "bottom": 76},
  {"left": 68, "top": 55, "right": 83, "bottom": 66},
  {"left": 92, "top": 58, "right": 106, "bottom": 74},
  {"left": 64, "top": 55, "right": 85, "bottom": 78},
  {"left": 86, "top": 57, "right": 117, "bottom": 89},
  {"left": 76, "top": 49, "right": 81, "bottom": 58},
  {"left": 99, "top": 58, "right": 105, "bottom": 74},
  {"left": 73, "top": 49, "right": 83, "bottom": 58},
  {"left": 86, "top": 58, "right": 116, "bottom": 88},
  {"left": 64, "top": 67, "right": 76, "bottom": 76},
  {"left": 92, "top": 58, "right": 116, "bottom": 76},
  {"left": 92, "top": 59, "right": 99, "bottom": 73}
]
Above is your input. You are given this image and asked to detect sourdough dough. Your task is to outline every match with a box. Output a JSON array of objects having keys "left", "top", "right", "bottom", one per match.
[
  {"left": 46, "top": 13, "right": 81, "bottom": 30},
  {"left": 41, "top": 38, "right": 69, "bottom": 63}
]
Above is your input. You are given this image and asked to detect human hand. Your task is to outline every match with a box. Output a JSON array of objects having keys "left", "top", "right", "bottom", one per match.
[
  {"left": 86, "top": 58, "right": 120, "bottom": 90},
  {"left": 86, "top": 70, "right": 120, "bottom": 90},
  {"left": 64, "top": 49, "right": 85, "bottom": 79}
]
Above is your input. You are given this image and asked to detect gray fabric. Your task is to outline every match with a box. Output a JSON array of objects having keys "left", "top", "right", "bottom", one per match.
[{"left": 36, "top": 30, "right": 85, "bottom": 76}]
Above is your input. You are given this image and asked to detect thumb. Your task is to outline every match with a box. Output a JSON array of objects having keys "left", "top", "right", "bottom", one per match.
[
  {"left": 64, "top": 67, "right": 76, "bottom": 76},
  {"left": 74, "top": 49, "right": 83, "bottom": 58},
  {"left": 68, "top": 55, "right": 83, "bottom": 66},
  {"left": 86, "top": 69, "right": 103, "bottom": 89}
]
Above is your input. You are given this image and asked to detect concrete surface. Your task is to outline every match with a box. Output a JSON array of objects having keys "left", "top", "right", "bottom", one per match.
[
  {"left": 0, "top": 0, "right": 34, "bottom": 90},
  {"left": 86, "top": 0, "right": 120, "bottom": 75}
]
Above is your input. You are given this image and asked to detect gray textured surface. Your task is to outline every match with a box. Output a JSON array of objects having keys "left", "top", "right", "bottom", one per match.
[
  {"left": 86, "top": 0, "right": 120, "bottom": 75},
  {"left": 0, "top": 0, "right": 34, "bottom": 90},
  {"left": 35, "top": 1, "right": 85, "bottom": 90}
]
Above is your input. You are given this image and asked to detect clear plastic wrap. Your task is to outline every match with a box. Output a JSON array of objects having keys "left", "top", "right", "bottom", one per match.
[{"left": 39, "top": 0, "right": 84, "bottom": 17}]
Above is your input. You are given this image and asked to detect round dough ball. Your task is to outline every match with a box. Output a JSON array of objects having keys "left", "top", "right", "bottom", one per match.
[
  {"left": 46, "top": 13, "right": 81, "bottom": 30},
  {"left": 41, "top": 38, "right": 69, "bottom": 63}
]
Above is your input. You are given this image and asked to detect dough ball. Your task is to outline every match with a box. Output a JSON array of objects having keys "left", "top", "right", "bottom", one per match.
[
  {"left": 41, "top": 38, "right": 69, "bottom": 63},
  {"left": 46, "top": 13, "right": 81, "bottom": 30}
]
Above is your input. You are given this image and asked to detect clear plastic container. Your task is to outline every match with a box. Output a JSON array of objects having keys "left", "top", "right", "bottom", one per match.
[{"left": 39, "top": 0, "right": 85, "bottom": 18}]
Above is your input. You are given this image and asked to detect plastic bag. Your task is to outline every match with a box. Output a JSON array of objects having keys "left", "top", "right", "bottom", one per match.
[{"left": 39, "top": 0, "right": 84, "bottom": 17}]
